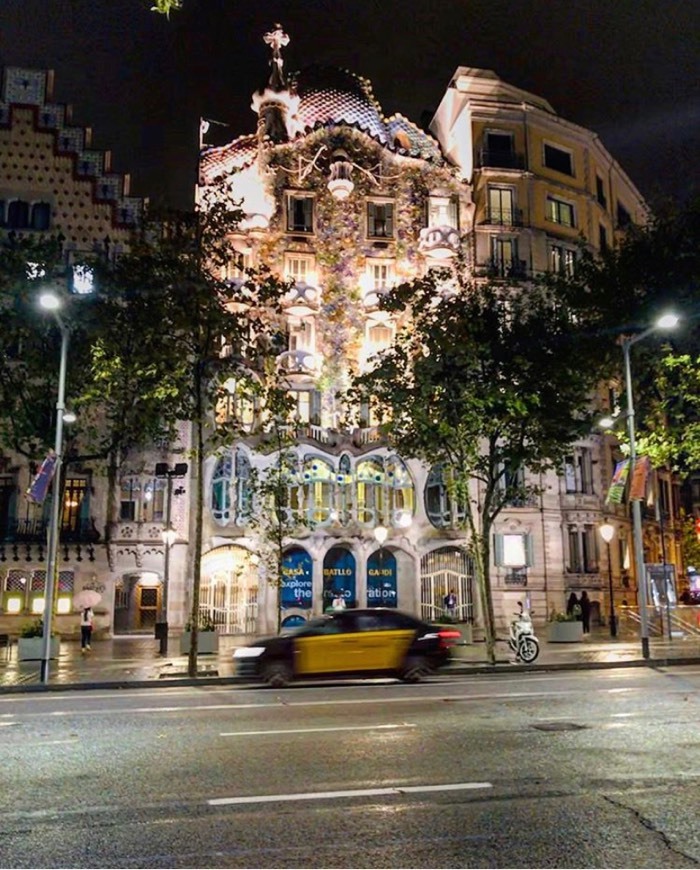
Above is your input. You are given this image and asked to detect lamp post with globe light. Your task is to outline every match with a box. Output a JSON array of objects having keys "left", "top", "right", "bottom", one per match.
[{"left": 599, "top": 522, "right": 617, "bottom": 638}]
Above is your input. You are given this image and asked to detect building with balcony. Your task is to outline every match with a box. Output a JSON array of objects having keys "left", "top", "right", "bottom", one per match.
[
  {"left": 0, "top": 35, "right": 682, "bottom": 644},
  {"left": 189, "top": 26, "right": 677, "bottom": 638},
  {"left": 0, "top": 66, "right": 168, "bottom": 638}
]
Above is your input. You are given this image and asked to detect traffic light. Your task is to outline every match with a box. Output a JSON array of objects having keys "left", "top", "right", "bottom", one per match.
[{"left": 695, "top": 516, "right": 700, "bottom": 542}]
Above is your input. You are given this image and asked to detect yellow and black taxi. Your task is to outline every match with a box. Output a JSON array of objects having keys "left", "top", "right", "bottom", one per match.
[{"left": 233, "top": 608, "right": 461, "bottom": 687}]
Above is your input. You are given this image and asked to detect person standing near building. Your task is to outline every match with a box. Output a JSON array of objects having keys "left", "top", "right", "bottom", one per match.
[
  {"left": 443, "top": 590, "right": 457, "bottom": 620},
  {"left": 80, "top": 606, "right": 94, "bottom": 652},
  {"left": 579, "top": 590, "right": 592, "bottom": 634},
  {"left": 566, "top": 592, "right": 579, "bottom": 618}
]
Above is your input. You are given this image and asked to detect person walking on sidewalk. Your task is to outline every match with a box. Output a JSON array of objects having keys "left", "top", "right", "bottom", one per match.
[
  {"left": 80, "top": 606, "right": 94, "bottom": 652},
  {"left": 580, "top": 590, "right": 591, "bottom": 634}
]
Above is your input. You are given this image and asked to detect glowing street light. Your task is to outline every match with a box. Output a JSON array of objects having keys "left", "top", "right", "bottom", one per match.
[
  {"left": 599, "top": 522, "right": 617, "bottom": 638},
  {"left": 37, "top": 291, "right": 69, "bottom": 684},
  {"left": 622, "top": 311, "right": 679, "bottom": 659}
]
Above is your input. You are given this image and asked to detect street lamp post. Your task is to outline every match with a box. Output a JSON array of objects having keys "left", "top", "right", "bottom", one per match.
[
  {"left": 621, "top": 313, "right": 679, "bottom": 660},
  {"left": 154, "top": 461, "right": 188, "bottom": 655},
  {"left": 599, "top": 522, "right": 617, "bottom": 638},
  {"left": 39, "top": 301, "right": 68, "bottom": 685}
]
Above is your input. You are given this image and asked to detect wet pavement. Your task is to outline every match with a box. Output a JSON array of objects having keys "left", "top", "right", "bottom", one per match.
[{"left": 2, "top": 626, "right": 699, "bottom": 692}]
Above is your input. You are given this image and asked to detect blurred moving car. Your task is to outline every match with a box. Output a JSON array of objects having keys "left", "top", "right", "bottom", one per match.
[{"left": 233, "top": 608, "right": 461, "bottom": 687}]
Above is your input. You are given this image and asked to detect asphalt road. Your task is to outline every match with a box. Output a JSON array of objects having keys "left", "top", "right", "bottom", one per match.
[{"left": 2, "top": 666, "right": 700, "bottom": 869}]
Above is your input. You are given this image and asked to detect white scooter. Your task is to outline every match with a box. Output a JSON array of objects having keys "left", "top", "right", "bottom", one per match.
[{"left": 508, "top": 601, "right": 540, "bottom": 663}]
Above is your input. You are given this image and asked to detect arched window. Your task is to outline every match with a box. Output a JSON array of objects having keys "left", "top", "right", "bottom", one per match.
[
  {"left": 211, "top": 452, "right": 234, "bottom": 526},
  {"left": 301, "top": 457, "right": 334, "bottom": 525},
  {"left": 356, "top": 458, "right": 386, "bottom": 525},
  {"left": 210, "top": 449, "right": 252, "bottom": 527},
  {"left": 336, "top": 454, "right": 353, "bottom": 524},
  {"left": 425, "top": 463, "right": 467, "bottom": 529},
  {"left": 385, "top": 455, "right": 414, "bottom": 527}
]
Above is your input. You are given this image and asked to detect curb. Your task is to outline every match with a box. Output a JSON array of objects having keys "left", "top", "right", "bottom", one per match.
[{"left": 1, "top": 655, "right": 699, "bottom": 696}]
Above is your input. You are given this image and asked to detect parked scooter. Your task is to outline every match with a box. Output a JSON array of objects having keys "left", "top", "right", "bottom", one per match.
[{"left": 508, "top": 601, "right": 540, "bottom": 663}]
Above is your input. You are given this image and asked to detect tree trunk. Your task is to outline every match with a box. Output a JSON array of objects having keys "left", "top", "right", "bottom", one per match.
[{"left": 187, "top": 412, "right": 204, "bottom": 678}]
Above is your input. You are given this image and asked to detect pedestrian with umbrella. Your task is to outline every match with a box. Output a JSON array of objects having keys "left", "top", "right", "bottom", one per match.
[{"left": 74, "top": 589, "right": 101, "bottom": 653}]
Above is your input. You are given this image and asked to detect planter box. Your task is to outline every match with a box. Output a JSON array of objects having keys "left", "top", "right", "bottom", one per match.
[
  {"left": 547, "top": 621, "right": 583, "bottom": 643},
  {"left": 179, "top": 631, "right": 218, "bottom": 655},
  {"left": 18, "top": 636, "right": 60, "bottom": 661}
]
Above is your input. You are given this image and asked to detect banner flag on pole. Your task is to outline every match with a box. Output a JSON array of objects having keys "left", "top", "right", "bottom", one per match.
[
  {"left": 629, "top": 455, "right": 651, "bottom": 501},
  {"left": 605, "top": 459, "right": 630, "bottom": 505},
  {"left": 26, "top": 451, "right": 57, "bottom": 505}
]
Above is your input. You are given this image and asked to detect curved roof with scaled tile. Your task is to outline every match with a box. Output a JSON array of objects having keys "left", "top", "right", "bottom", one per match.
[{"left": 200, "top": 65, "right": 443, "bottom": 182}]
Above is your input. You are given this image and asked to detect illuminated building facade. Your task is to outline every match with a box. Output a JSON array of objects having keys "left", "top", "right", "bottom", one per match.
[{"left": 192, "top": 27, "right": 676, "bottom": 636}]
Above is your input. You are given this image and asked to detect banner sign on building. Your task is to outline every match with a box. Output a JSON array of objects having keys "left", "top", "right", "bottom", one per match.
[
  {"left": 629, "top": 456, "right": 651, "bottom": 501},
  {"left": 322, "top": 547, "right": 356, "bottom": 608},
  {"left": 281, "top": 547, "right": 313, "bottom": 609},
  {"left": 26, "top": 451, "right": 57, "bottom": 505},
  {"left": 605, "top": 459, "right": 630, "bottom": 505},
  {"left": 367, "top": 550, "right": 397, "bottom": 607}
]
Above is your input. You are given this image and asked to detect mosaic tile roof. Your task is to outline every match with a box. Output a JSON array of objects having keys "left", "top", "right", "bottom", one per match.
[
  {"left": 199, "top": 134, "right": 258, "bottom": 181},
  {"left": 201, "top": 65, "right": 444, "bottom": 180},
  {"left": 291, "top": 66, "right": 442, "bottom": 160}
]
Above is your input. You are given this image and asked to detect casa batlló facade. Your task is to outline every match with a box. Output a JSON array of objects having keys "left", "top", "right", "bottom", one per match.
[{"left": 0, "top": 31, "right": 684, "bottom": 642}]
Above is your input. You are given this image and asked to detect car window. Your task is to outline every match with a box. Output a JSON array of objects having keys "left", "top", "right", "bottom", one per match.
[
  {"left": 378, "top": 611, "right": 420, "bottom": 631},
  {"left": 353, "top": 613, "right": 386, "bottom": 632},
  {"left": 294, "top": 616, "right": 343, "bottom": 637}
]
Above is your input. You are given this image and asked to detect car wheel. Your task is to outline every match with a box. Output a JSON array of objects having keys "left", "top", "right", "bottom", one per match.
[
  {"left": 399, "top": 656, "right": 429, "bottom": 683},
  {"left": 262, "top": 661, "right": 293, "bottom": 688}
]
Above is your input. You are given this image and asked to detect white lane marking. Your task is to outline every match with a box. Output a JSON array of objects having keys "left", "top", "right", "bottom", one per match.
[
  {"left": 208, "top": 781, "right": 493, "bottom": 806},
  {"left": 8, "top": 739, "right": 80, "bottom": 747},
  {"left": 220, "top": 723, "right": 416, "bottom": 737}
]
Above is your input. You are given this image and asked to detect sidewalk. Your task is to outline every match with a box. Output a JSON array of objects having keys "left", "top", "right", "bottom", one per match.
[{"left": 2, "top": 628, "right": 699, "bottom": 694}]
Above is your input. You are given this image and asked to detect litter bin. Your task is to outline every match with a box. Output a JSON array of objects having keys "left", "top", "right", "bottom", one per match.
[{"left": 155, "top": 621, "right": 169, "bottom": 655}]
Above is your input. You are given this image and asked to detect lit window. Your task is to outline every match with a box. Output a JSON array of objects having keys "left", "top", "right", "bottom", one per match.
[
  {"left": 284, "top": 254, "right": 314, "bottom": 283},
  {"left": 367, "top": 323, "right": 394, "bottom": 358},
  {"left": 487, "top": 187, "right": 516, "bottom": 225},
  {"left": 546, "top": 196, "right": 575, "bottom": 228},
  {"left": 494, "top": 533, "right": 533, "bottom": 568},
  {"left": 428, "top": 196, "right": 459, "bottom": 229},
  {"left": 301, "top": 458, "right": 334, "bottom": 525},
  {"left": 549, "top": 244, "right": 576, "bottom": 276}
]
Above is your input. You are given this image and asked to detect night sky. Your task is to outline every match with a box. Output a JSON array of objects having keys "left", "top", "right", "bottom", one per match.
[{"left": 1, "top": 0, "right": 698, "bottom": 211}]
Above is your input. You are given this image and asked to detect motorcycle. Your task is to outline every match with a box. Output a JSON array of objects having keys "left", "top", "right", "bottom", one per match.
[{"left": 508, "top": 601, "right": 540, "bottom": 663}]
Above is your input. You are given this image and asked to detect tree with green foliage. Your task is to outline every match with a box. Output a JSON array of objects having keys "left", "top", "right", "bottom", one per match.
[
  {"left": 93, "top": 187, "right": 287, "bottom": 676},
  {"left": 573, "top": 195, "right": 700, "bottom": 474},
  {"left": 355, "top": 269, "right": 616, "bottom": 663}
]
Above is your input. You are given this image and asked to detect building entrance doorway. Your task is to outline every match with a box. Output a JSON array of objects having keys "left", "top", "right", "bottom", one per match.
[{"left": 114, "top": 572, "right": 162, "bottom": 634}]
